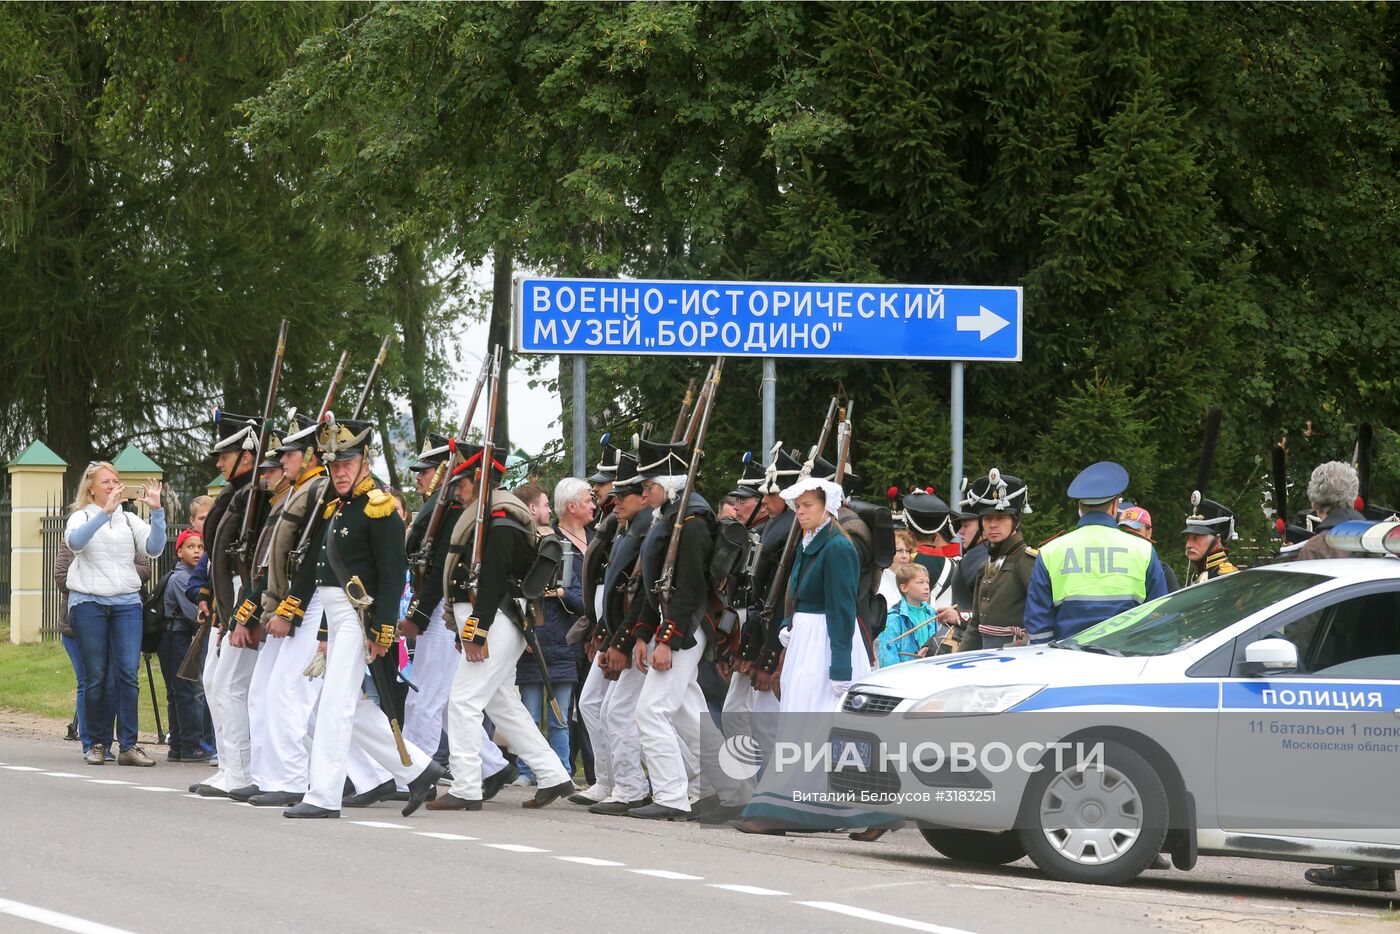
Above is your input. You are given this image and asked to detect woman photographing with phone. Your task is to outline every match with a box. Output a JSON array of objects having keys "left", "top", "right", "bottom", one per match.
[{"left": 65, "top": 462, "right": 166, "bottom": 767}]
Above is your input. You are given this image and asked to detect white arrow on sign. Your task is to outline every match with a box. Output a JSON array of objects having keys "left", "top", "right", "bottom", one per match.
[{"left": 955, "top": 305, "right": 1010, "bottom": 341}]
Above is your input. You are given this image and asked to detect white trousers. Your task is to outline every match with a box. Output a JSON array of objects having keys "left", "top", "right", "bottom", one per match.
[
  {"left": 304, "top": 587, "right": 432, "bottom": 810},
  {"left": 704, "top": 671, "right": 759, "bottom": 807},
  {"left": 445, "top": 608, "right": 570, "bottom": 799},
  {"left": 208, "top": 638, "right": 257, "bottom": 791},
  {"left": 635, "top": 628, "right": 711, "bottom": 810},
  {"left": 247, "top": 594, "right": 325, "bottom": 792},
  {"left": 401, "top": 602, "right": 507, "bottom": 778},
  {"left": 601, "top": 663, "right": 648, "bottom": 801},
  {"left": 576, "top": 655, "right": 613, "bottom": 799}
]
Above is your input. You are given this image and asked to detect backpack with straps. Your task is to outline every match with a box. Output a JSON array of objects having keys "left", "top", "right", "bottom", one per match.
[{"left": 141, "top": 569, "right": 174, "bottom": 654}]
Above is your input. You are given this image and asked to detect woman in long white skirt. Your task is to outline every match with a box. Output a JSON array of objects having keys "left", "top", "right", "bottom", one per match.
[{"left": 736, "top": 478, "right": 900, "bottom": 838}]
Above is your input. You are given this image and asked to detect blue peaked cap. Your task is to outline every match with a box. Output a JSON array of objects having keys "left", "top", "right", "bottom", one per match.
[{"left": 1066, "top": 461, "right": 1129, "bottom": 504}]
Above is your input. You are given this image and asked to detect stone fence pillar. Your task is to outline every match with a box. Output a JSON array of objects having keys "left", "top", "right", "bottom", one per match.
[{"left": 7, "top": 441, "right": 67, "bottom": 643}]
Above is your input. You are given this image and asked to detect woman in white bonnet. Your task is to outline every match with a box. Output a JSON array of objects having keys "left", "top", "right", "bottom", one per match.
[{"left": 736, "top": 477, "right": 898, "bottom": 839}]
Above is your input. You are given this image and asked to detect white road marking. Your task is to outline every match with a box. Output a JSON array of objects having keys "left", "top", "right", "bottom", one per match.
[
  {"left": 628, "top": 869, "right": 703, "bottom": 881},
  {"left": 945, "top": 884, "right": 1007, "bottom": 891},
  {"left": 797, "top": 902, "right": 979, "bottom": 934},
  {"left": 556, "top": 856, "right": 625, "bottom": 867},
  {"left": 709, "top": 884, "right": 787, "bottom": 896},
  {"left": 414, "top": 832, "right": 478, "bottom": 841},
  {"left": 351, "top": 821, "right": 411, "bottom": 829},
  {"left": 86, "top": 779, "right": 134, "bottom": 786},
  {"left": 1, "top": 765, "right": 43, "bottom": 771},
  {"left": 41, "top": 772, "right": 83, "bottom": 778},
  {"left": 482, "top": 844, "right": 549, "bottom": 853},
  {"left": 0, "top": 897, "right": 138, "bottom": 934},
  {"left": 133, "top": 786, "right": 180, "bottom": 792}
]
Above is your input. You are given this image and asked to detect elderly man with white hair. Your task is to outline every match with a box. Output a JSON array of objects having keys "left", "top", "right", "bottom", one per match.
[{"left": 1296, "top": 461, "right": 1367, "bottom": 561}]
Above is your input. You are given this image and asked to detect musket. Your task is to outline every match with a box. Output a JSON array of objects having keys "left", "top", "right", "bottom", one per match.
[
  {"left": 410, "top": 355, "right": 491, "bottom": 598},
  {"left": 757, "top": 396, "right": 841, "bottom": 672},
  {"left": 655, "top": 360, "right": 723, "bottom": 614},
  {"left": 466, "top": 345, "right": 504, "bottom": 602},
  {"left": 234, "top": 319, "right": 291, "bottom": 588},
  {"left": 671, "top": 378, "right": 697, "bottom": 442},
  {"left": 833, "top": 400, "right": 854, "bottom": 485},
  {"left": 352, "top": 336, "right": 393, "bottom": 421},
  {"left": 1356, "top": 422, "right": 1374, "bottom": 511},
  {"left": 681, "top": 370, "right": 713, "bottom": 448},
  {"left": 319, "top": 351, "right": 351, "bottom": 420}
]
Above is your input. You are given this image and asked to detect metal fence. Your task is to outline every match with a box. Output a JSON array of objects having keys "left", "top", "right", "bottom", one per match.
[{"left": 39, "top": 501, "right": 187, "bottom": 643}]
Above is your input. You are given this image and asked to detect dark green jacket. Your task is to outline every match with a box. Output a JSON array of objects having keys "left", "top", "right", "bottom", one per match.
[
  {"left": 316, "top": 476, "right": 407, "bottom": 637},
  {"left": 785, "top": 520, "right": 860, "bottom": 681}
]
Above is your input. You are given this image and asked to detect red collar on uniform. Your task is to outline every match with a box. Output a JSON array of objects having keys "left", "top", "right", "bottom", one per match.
[{"left": 917, "top": 542, "right": 962, "bottom": 558}]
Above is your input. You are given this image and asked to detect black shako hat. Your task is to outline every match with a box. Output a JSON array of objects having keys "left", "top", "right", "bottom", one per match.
[
  {"left": 589, "top": 434, "right": 620, "bottom": 486},
  {"left": 209, "top": 410, "right": 261, "bottom": 457},
  {"left": 903, "top": 489, "right": 952, "bottom": 536},
  {"left": 409, "top": 433, "right": 452, "bottom": 472},
  {"left": 274, "top": 412, "right": 320, "bottom": 455},
  {"left": 966, "top": 468, "right": 1031, "bottom": 517},
  {"left": 812, "top": 454, "right": 858, "bottom": 496},
  {"left": 612, "top": 452, "right": 644, "bottom": 495},
  {"left": 729, "top": 452, "right": 763, "bottom": 500},
  {"left": 635, "top": 435, "right": 691, "bottom": 479}
]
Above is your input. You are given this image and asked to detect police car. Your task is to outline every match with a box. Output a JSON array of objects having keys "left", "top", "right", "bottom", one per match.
[{"left": 829, "top": 543, "right": 1400, "bottom": 886}]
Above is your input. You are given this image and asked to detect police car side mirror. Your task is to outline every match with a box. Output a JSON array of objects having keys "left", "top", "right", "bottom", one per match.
[{"left": 1242, "top": 638, "right": 1298, "bottom": 676}]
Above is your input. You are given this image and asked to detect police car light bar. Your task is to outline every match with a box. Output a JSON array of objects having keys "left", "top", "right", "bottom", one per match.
[{"left": 1324, "top": 520, "right": 1400, "bottom": 556}]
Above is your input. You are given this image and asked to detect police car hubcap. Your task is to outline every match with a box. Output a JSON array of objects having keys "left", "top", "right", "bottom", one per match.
[{"left": 1039, "top": 764, "right": 1142, "bottom": 865}]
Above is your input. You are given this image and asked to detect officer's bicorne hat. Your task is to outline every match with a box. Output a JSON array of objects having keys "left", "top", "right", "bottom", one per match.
[
  {"left": 444, "top": 442, "right": 509, "bottom": 488},
  {"left": 612, "top": 452, "right": 644, "bottom": 497},
  {"left": 274, "top": 411, "right": 320, "bottom": 455},
  {"left": 1182, "top": 491, "right": 1237, "bottom": 540},
  {"left": 903, "top": 489, "right": 953, "bottom": 538},
  {"left": 966, "top": 468, "right": 1032, "bottom": 518},
  {"left": 209, "top": 409, "right": 261, "bottom": 457},
  {"left": 408, "top": 433, "right": 452, "bottom": 472},
  {"left": 316, "top": 414, "right": 375, "bottom": 462},
  {"left": 812, "top": 455, "right": 858, "bottom": 497},
  {"left": 635, "top": 435, "right": 690, "bottom": 480},
  {"left": 588, "top": 434, "right": 620, "bottom": 486},
  {"left": 1067, "top": 461, "right": 1130, "bottom": 505}
]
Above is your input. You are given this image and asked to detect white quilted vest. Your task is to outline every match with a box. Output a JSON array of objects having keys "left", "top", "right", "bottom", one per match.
[{"left": 65, "top": 505, "right": 150, "bottom": 597}]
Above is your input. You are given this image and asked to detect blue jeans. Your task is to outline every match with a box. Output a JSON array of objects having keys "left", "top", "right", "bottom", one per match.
[
  {"left": 61, "top": 633, "right": 89, "bottom": 751},
  {"left": 156, "top": 627, "right": 206, "bottom": 755},
  {"left": 69, "top": 601, "right": 143, "bottom": 752},
  {"left": 516, "top": 681, "right": 576, "bottom": 782}
]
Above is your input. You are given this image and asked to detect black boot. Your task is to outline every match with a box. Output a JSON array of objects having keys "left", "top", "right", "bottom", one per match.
[
  {"left": 523, "top": 780, "right": 576, "bottom": 810},
  {"left": 249, "top": 791, "right": 304, "bottom": 808},
  {"left": 628, "top": 803, "right": 694, "bottom": 821},
  {"left": 342, "top": 778, "right": 396, "bottom": 808},
  {"left": 481, "top": 756, "right": 518, "bottom": 802},
  {"left": 403, "top": 762, "right": 447, "bottom": 817},
  {"left": 284, "top": 803, "right": 339, "bottom": 819},
  {"left": 228, "top": 784, "right": 262, "bottom": 802}
]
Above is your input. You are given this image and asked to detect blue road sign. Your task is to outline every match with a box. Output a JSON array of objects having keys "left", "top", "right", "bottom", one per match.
[{"left": 515, "top": 276, "right": 1021, "bottom": 362}]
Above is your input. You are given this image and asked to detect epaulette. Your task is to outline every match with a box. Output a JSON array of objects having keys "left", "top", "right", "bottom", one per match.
[
  {"left": 323, "top": 500, "right": 339, "bottom": 520},
  {"left": 1024, "top": 546, "right": 1039, "bottom": 557},
  {"left": 365, "top": 487, "right": 395, "bottom": 519}
]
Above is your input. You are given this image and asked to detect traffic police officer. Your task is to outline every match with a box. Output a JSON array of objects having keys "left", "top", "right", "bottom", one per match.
[
  {"left": 1024, "top": 462, "right": 1169, "bottom": 644},
  {"left": 1182, "top": 492, "right": 1239, "bottom": 585}
]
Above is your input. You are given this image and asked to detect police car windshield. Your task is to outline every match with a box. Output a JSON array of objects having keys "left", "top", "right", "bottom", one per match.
[{"left": 1056, "top": 569, "right": 1328, "bottom": 657}]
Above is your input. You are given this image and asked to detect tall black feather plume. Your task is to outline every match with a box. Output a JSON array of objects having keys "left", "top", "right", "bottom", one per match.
[{"left": 1194, "top": 406, "right": 1223, "bottom": 498}]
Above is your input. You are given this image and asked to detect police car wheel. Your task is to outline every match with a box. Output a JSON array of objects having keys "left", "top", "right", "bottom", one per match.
[
  {"left": 1017, "top": 740, "right": 1169, "bottom": 885},
  {"left": 920, "top": 828, "right": 1026, "bottom": 866}
]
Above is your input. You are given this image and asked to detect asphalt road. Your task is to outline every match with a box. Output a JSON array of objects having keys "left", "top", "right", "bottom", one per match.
[{"left": 3, "top": 733, "right": 1397, "bottom": 934}]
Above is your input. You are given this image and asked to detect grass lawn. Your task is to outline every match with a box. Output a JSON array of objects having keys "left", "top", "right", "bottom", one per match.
[{"left": 0, "top": 617, "right": 172, "bottom": 738}]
